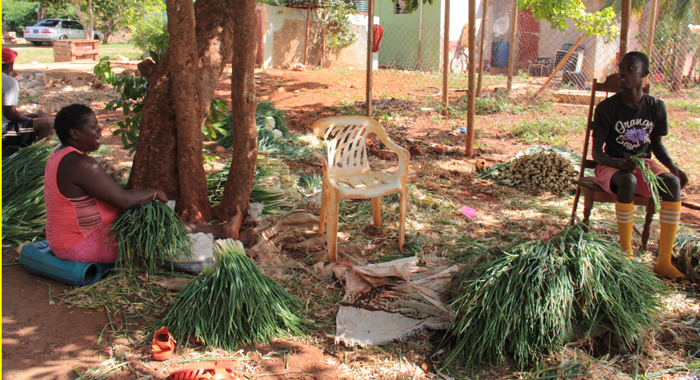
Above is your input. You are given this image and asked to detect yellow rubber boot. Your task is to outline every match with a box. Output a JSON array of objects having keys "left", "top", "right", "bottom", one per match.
[
  {"left": 615, "top": 201, "right": 635, "bottom": 256},
  {"left": 655, "top": 201, "right": 685, "bottom": 280}
]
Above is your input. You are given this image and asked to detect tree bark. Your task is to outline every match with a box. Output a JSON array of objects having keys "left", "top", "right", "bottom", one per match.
[
  {"left": 164, "top": 0, "right": 211, "bottom": 223},
  {"left": 88, "top": 0, "right": 94, "bottom": 40},
  {"left": 128, "top": 0, "right": 236, "bottom": 223},
  {"left": 215, "top": 0, "right": 258, "bottom": 222}
]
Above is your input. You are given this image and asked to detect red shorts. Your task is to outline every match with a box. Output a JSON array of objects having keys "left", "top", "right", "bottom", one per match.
[
  {"left": 53, "top": 223, "right": 118, "bottom": 264},
  {"left": 594, "top": 158, "right": 669, "bottom": 198}
]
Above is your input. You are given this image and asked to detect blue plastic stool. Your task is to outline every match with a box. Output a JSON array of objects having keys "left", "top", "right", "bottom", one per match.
[{"left": 20, "top": 240, "right": 114, "bottom": 287}]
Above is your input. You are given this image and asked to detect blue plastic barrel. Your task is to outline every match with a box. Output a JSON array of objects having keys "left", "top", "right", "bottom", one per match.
[
  {"left": 492, "top": 42, "right": 510, "bottom": 68},
  {"left": 20, "top": 241, "right": 114, "bottom": 287}
]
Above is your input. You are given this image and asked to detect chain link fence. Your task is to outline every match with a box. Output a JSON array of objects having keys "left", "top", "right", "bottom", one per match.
[{"left": 367, "top": 9, "right": 699, "bottom": 115}]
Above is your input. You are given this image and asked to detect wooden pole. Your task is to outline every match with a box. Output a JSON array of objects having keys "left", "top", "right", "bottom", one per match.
[
  {"left": 643, "top": 0, "right": 658, "bottom": 87},
  {"left": 304, "top": 6, "right": 310, "bottom": 65},
  {"left": 506, "top": 0, "right": 518, "bottom": 90},
  {"left": 476, "top": 0, "right": 489, "bottom": 98},
  {"left": 442, "top": 0, "right": 450, "bottom": 115},
  {"left": 366, "top": 0, "right": 374, "bottom": 117},
  {"left": 417, "top": 1, "right": 424, "bottom": 69},
  {"left": 533, "top": 34, "right": 585, "bottom": 98},
  {"left": 620, "top": 0, "right": 631, "bottom": 56},
  {"left": 465, "top": 0, "right": 476, "bottom": 157}
]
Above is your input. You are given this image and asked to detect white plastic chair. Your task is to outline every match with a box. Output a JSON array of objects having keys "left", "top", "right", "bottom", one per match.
[{"left": 312, "top": 116, "right": 410, "bottom": 262}]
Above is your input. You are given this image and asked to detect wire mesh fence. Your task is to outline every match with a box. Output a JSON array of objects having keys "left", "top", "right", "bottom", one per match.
[{"left": 367, "top": 8, "right": 699, "bottom": 117}]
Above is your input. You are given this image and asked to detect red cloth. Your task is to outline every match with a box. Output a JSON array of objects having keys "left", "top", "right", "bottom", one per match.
[
  {"left": 44, "top": 146, "right": 121, "bottom": 251},
  {"left": 373, "top": 25, "right": 384, "bottom": 53},
  {"left": 2, "top": 47, "right": 18, "bottom": 64}
]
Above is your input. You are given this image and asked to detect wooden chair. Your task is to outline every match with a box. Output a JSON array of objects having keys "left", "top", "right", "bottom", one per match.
[
  {"left": 569, "top": 73, "right": 654, "bottom": 250},
  {"left": 312, "top": 116, "right": 410, "bottom": 262}
]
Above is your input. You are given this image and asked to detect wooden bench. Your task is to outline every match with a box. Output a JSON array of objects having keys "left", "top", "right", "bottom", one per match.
[{"left": 53, "top": 39, "right": 99, "bottom": 62}]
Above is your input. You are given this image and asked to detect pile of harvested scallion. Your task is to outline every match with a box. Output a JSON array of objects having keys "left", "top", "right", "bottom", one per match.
[
  {"left": 155, "top": 239, "right": 308, "bottom": 350},
  {"left": 109, "top": 201, "right": 192, "bottom": 273},
  {"left": 207, "top": 156, "right": 300, "bottom": 214},
  {"left": 2, "top": 140, "right": 57, "bottom": 248},
  {"left": 444, "top": 225, "right": 665, "bottom": 367}
]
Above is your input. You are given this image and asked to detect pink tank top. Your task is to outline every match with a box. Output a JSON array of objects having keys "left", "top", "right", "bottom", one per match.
[{"left": 44, "top": 146, "right": 121, "bottom": 250}]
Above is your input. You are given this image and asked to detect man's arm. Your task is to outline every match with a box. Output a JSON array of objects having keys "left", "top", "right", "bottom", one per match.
[
  {"left": 651, "top": 136, "right": 689, "bottom": 188},
  {"left": 2, "top": 105, "right": 31, "bottom": 122},
  {"left": 591, "top": 132, "right": 636, "bottom": 172}
]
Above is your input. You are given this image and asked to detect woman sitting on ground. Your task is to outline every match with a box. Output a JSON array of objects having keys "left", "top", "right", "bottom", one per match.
[{"left": 45, "top": 104, "right": 242, "bottom": 263}]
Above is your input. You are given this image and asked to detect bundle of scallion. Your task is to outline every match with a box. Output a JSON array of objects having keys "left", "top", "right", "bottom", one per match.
[
  {"left": 155, "top": 239, "right": 308, "bottom": 350},
  {"left": 207, "top": 156, "right": 300, "bottom": 214},
  {"left": 109, "top": 201, "right": 192, "bottom": 273},
  {"left": 217, "top": 100, "right": 288, "bottom": 150},
  {"left": 629, "top": 154, "right": 669, "bottom": 212},
  {"left": 445, "top": 225, "right": 665, "bottom": 368},
  {"left": 2, "top": 140, "right": 57, "bottom": 248}
]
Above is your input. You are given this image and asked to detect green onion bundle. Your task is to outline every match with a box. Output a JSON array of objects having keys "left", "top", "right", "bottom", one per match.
[
  {"left": 155, "top": 239, "right": 308, "bottom": 350},
  {"left": 674, "top": 227, "right": 700, "bottom": 279},
  {"left": 445, "top": 225, "right": 664, "bottom": 368},
  {"left": 2, "top": 140, "right": 57, "bottom": 247},
  {"left": 207, "top": 156, "right": 300, "bottom": 214},
  {"left": 629, "top": 154, "right": 669, "bottom": 212},
  {"left": 109, "top": 201, "right": 192, "bottom": 273},
  {"left": 218, "top": 100, "right": 288, "bottom": 150}
]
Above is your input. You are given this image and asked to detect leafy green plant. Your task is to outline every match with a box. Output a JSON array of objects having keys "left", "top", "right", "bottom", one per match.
[
  {"left": 315, "top": 0, "right": 356, "bottom": 51},
  {"left": 94, "top": 58, "right": 148, "bottom": 154},
  {"left": 203, "top": 99, "right": 231, "bottom": 141},
  {"left": 131, "top": 13, "right": 169, "bottom": 63}
]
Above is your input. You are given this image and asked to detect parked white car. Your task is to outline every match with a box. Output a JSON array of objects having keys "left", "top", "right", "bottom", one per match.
[{"left": 24, "top": 19, "right": 101, "bottom": 46}]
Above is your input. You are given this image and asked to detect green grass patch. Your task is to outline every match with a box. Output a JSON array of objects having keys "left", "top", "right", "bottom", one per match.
[
  {"left": 666, "top": 100, "right": 700, "bottom": 116},
  {"left": 11, "top": 43, "right": 142, "bottom": 65},
  {"left": 503, "top": 117, "right": 584, "bottom": 145},
  {"left": 669, "top": 118, "right": 700, "bottom": 134}
]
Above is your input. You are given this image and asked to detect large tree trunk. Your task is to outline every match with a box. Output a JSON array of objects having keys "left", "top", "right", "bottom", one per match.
[
  {"left": 128, "top": 0, "right": 236, "bottom": 223},
  {"left": 165, "top": 0, "right": 212, "bottom": 223},
  {"left": 215, "top": 0, "right": 258, "bottom": 221}
]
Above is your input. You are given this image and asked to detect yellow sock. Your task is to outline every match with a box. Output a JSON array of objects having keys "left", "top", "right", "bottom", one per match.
[
  {"left": 655, "top": 201, "right": 685, "bottom": 280},
  {"left": 615, "top": 201, "right": 635, "bottom": 256}
]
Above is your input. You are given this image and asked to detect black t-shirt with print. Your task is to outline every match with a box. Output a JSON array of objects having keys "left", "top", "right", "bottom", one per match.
[{"left": 594, "top": 92, "right": 668, "bottom": 159}]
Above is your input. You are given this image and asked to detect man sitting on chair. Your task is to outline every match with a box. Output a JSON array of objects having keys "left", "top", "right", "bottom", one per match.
[
  {"left": 592, "top": 51, "right": 689, "bottom": 281},
  {"left": 2, "top": 47, "right": 54, "bottom": 156}
]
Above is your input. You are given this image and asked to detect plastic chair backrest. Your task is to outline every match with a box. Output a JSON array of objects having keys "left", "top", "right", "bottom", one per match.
[{"left": 314, "top": 116, "right": 390, "bottom": 177}]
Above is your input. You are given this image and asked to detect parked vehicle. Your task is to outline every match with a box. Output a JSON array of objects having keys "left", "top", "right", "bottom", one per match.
[{"left": 24, "top": 19, "right": 101, "bottom": 46}]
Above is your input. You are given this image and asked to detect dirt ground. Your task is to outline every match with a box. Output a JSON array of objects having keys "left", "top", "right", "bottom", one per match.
[{"left": 3, "top": 61, "right": 700, "bottom": 379}]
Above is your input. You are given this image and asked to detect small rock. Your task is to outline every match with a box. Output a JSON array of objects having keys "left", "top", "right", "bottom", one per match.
[
  {"left": 432, "top": 144, "right": 446, "bottom": 154},
  {"left": 408, "top": 144, "right": 424, "bottom": 158}
]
